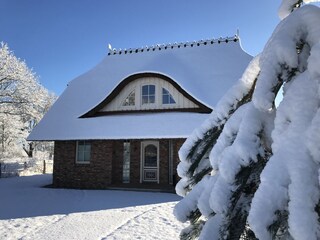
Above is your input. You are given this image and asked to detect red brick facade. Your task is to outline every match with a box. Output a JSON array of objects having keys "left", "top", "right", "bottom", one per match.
[{"left": 53, "top": 139, "right": 185, "bottom": 191}]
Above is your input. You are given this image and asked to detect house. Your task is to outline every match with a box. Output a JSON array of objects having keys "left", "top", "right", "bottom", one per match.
[{"left": 28, "top": 35, "right": 252, "bottom": 191}]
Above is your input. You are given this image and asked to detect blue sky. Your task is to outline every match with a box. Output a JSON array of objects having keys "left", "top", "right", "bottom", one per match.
[{"left": 2, "top": 0, "right": 282, "bottom": 96}]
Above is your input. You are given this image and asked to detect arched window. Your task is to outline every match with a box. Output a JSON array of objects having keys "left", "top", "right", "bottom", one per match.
[
  {"left": 144, "top": 144, "right": 157, "bottom": 167},
  {"left": 162, "top": 88, "right": 176, "bottom": 104},
  {"left": 141, "top": 85, "right": 155, "bottom": 104}
]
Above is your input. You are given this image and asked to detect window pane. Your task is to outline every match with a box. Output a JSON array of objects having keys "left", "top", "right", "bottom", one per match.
[
  {"left": 144, "top": 144, "right": 157, "bottom": 167},
  {"left": 84, "top": 151, "right": 91, "bottom": 161},
  {"left": 163, "top": 95, "right": 169, "bottom": 104},
  {"left": 78, "top": 144, "right": 84, "bottom": 153},
  {"left": 78, "top": 152, "right": 84, "bottom": 162},
  {"left": 149, "top": 85, "right": 155, "bottom": 94},
  {"left": 84, "top": 144, "right": 91, "bottom": 152},
  {"left": 149, "top": 96, "right": 155, "bottom": 103},
  {"left": 169, "top": 95, "right": 176, "bottom": 104},
  {"left": 162, "top": 88, "right": 169, "bottom": 95},
  {"left": 142, "top": 96, "right": 148, "bottom": 104},
  {"left": 142, "top": 85, "right": 148, "bottom": 95}
]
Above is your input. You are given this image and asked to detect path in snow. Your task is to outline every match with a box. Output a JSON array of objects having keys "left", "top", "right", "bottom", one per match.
[
  {"left": 0, "top": 175, "right": 187, "bottom": 240},
  {"left": 103, "top": 203, "right": 184, "bottom": 240}
]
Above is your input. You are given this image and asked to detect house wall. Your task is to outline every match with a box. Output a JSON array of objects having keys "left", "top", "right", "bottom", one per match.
[
  {"left": 53, "top": 140, "right": 113, "bottom": 189},
  {"left": 53, "top": 138, "right": 185, "bottom": 190}
]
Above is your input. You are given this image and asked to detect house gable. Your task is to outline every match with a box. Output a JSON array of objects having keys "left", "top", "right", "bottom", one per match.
[{"left": 81, "top": 72, "right": 212, "bottom": 117}]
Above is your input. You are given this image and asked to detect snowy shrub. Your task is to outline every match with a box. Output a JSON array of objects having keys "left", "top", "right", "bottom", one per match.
[{"left": 174, "top": 1, "right": 320, "bottom": 239}]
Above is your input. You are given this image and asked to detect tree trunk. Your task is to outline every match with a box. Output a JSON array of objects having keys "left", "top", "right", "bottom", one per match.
[{"left": 23, "top": 142, "right": 34, "bottom": 158}]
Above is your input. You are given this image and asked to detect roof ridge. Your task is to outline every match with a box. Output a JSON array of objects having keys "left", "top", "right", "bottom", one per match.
[{"left": 107, "top": 35, "right": 239, "bottom": 56}]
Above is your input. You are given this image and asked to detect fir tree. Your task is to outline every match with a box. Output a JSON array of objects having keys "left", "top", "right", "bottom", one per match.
[{"left": 174, "top": 1, "right": 320, "bottom": 239}]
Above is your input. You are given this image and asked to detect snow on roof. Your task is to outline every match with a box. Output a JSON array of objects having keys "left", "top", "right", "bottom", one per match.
[{"left": 28, "top": 36, "right": 252, "bottom": 141}]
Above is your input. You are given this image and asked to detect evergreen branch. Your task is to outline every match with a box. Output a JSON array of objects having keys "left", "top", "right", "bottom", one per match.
[
  {"left": 188, "top": 208, "right": 202, "bottom": 224},
  {"left": 184, "top": 76, "right": 258, "bottom": 186},
  {"left": 267, "top": 210, "right": 291, "bottom": 239},
  {"left": 240, "top": 225, "right": 258, "bottom": 240},
  {"left": 180, "top": 208, "right": 208, "bottom": 240},
  {"left": 218, "top": 153, "right": 269, "bottom": 240},
  {"left": 187, "top": 166, "right": 212, "bottom": 189},
  {"left": 180, "top": 219, "right": 205, "bottom": 240}
]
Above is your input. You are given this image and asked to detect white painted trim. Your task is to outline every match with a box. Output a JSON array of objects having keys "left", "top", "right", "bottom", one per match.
[{"left": 140, "top": 140, "right": 159, "bottom": 183}]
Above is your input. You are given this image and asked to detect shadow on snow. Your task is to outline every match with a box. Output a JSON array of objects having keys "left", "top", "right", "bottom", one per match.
[{"left": 0, "top": 174, "right": 181, "bottom": 220}]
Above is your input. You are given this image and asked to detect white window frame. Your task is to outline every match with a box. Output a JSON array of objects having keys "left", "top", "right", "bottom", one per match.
[{"left": 76, "top": 140, "right": 91, "bottom": 164}]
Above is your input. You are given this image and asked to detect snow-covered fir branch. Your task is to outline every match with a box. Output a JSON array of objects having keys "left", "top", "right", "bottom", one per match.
[{"left": 175, "top": 1, "right": 320, "bottom": 239}]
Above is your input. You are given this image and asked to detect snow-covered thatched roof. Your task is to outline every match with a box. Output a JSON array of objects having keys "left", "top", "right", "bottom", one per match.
[{"left": 28, "top": 36, "right": 252, "bottom": 141}]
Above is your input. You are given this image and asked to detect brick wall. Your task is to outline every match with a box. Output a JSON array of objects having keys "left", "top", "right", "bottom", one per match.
[
  {"left": 53, "top": 138, "right": 185, "bottom": 189},
  {"left": 53, "top": 140, "right": 113, "bottom": 189}
]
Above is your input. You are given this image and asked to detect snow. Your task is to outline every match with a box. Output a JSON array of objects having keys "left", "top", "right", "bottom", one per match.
[
  {"left": 28, "top": 39, "right": 252, "bottom": 141},
  {"left": 279, "top": 0, "right": 320, "bottom": 19},
  {"left": 248, "top": 6, "right": 320, "bottom": 239},
  {"left": 249, "top": 71, "right": 320, "bottom": 240},
  {"left": 175, "top": 3, "right": 320, "bottom": 239},
  {"left": 0, "top": 174, "right": 187, "bottom": 240},
  {"left": 254, "top": 4, "right": 320, "bottom": 111},
  {"left": 28, "top": 112, "right": 210, "bottom": 141}
]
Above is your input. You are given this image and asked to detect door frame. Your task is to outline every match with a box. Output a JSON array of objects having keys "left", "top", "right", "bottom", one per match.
[{"left": 140, "top": 140, "right": 159, "bottom": 183}]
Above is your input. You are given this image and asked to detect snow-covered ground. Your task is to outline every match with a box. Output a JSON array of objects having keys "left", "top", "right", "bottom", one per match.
[{"left": 0, "top": 174, "right": 186, "bottom": 239}]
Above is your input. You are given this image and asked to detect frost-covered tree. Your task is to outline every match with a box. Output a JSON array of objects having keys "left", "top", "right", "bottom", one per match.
[
  {"left": 174, "top": 1, "right": 320, "bottom": 239},
  {"left": 0, "top": 43, "right": 56, "bottom": 158}
]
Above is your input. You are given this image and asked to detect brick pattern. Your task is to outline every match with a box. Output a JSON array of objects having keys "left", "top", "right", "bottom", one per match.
[{"left": 53, "top": 138, "right": 185, "bottom": 190}]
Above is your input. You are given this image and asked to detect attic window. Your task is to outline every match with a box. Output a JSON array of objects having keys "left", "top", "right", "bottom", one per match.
[
  {"left": 162, "top": 88, "right": 176, "bottom": 104},
  {"left": 122, "top": 90, "right": 135, "bottom": 106},
  {"left": 141, "top": 85, "right": 155, "bottom": 104}
]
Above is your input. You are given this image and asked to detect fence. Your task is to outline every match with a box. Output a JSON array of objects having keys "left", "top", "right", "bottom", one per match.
[{"left": 0, "top": 158, "right": 53, "bottom": 178}]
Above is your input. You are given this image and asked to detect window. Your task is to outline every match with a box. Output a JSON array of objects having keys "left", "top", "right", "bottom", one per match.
[
  {"left": 123, "top": 141, "right": 130, "bottom": 183},
  {"left": 122, "top": 90, "right": 135, "bottom": 106},
  {"left": 162, "top": 88, "right": 176, "bottom": 104},
  {"left": 76, "top": 140, "right": 91, "bottom": 163},
  {"left": 141, "top": 85, "right": 155, "bottom": 104},
  {"left": 144, "top": 144, "right": 158, "bottom": 167}
]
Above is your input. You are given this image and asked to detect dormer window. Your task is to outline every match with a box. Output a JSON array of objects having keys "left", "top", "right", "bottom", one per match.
[
  {"left": 122, "top": 90, "right": 135, "bottom": 106},
  {"left": 92, "top": 73, "right": 206, "bottom": 115},
  {"left": 141, "top": 85, "right": 155, "bottom": 104},
  {"left": 162, "top": 88, "right": 176, "bottom": 104}
]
